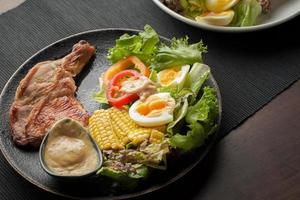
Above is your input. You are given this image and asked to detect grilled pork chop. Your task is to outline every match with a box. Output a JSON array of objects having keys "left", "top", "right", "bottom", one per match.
[{"left": 10, "top": 40, "right": 95, "bottom": 148}]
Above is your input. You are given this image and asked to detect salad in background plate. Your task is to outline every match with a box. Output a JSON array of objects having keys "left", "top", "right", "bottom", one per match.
[{"left": 160, "top": 0, "right": 271, "bottom": 26}]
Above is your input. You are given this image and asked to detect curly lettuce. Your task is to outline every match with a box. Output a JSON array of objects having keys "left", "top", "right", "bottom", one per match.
[
  {"left": 107, "top": 25, "right": 159, "bottom": 64},
  {"left": 152, "top": 36, "right": 207, "bottom": 71}
]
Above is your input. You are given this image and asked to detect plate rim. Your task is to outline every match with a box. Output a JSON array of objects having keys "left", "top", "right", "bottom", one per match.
[
  {"left": 0, "top": 28, "right": 222, "bottom": 200},
  {"left": 152, "top": 0, "right": 300, "bottom": 32}
]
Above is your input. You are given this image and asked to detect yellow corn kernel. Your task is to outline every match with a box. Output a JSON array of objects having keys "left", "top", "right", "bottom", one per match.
[
  {"left": 89, "top": 107, "right": 166, "bottom": 150},
  {"left": 89, "top": 109, "right": 123, "bottom": 150},
  {"left": 149, "top": 130, "right": 164, "bottom": 143},
  {"left": 151, "top": 125, "right": 166, "bottom": 133}
]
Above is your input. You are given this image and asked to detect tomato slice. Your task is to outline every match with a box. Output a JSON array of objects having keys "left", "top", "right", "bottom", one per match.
[
  {"left": 106, "top": 70, "right": 141, "bottom": 107},
  {"left": 104, "top": 56, "right": 150, "bottom": 86}
]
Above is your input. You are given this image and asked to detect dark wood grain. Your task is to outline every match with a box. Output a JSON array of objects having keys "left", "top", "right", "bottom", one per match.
[{"left": 196, "top": 80, "right": 300, "bottom": 200}]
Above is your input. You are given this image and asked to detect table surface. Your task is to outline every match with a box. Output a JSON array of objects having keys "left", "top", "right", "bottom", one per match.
[{"left": 0, "top": 1, "right": 299, "bottom": 200}]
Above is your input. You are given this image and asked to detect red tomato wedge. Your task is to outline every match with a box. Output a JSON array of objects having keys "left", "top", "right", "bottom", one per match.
[{"left": 106, "top": 70, "right": 141, "bottom": 107}]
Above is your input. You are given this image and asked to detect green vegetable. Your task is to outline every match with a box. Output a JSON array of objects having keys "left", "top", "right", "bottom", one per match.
[
  {"left": 170, "top": 122, "right": 205, "bottom": 150},
  {"left": 181, "top": 0, "right": 207, "bottom": 19},
  {"left": 167, "top": 90, "right": 193, "bottom": 135},
  {"left": 128, "top": 164, "right": 149, "bottom": 179},
  {"left": 92, "top": 77, "right": 108, "bottom": 104},
  {"left": 158, "top": 85, "right": 180, "bottom": 99},
  {"left": 140, "top": 140, "right": 170, "bottom": 170},
  {"left": 98, "top": 164, "right": 148, "bottom": 189},
  {"left": 107, "top": 25, "right": 159, "bottom": 64},
  {"left": 152, "top": 36, "right": 207, "bottom": 71},
  {"left": 121, "top": 142, "right": 169, "bottom": 169},
  {"left": 170, "top": 87, "right": 218, "bottom": 152},
  {"left": 93, "top": 91, "right": 107, "bottom": 104},
  {"left": 185, "top": 87, "right": 219, "bottom": 127},
  {"left": 231, "top": 0, "right": 262, "bottom": 27},
  {"left": 180, "top": 0, "right": 189, "bottom": 9},
  {"left": 185, "top": 63, "right": 210, "bottom": 95},
  {"left": 149, "top": 69, "right": 158, "bottom": 82},
  {"left": 166, "top": 63, "right": 210, "bottom": 135}
]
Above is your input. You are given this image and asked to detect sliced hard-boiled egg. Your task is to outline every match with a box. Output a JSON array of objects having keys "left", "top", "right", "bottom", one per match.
[
  {"left": 157, "top": 65, "right": 190, "bottom": 89},
  {"left": 129, "top": 93, "right": 176, "bottom": 127},
  {"left": 205, "top": 0, "right": 239, "bottom": 13},
  {"left": 195, "top": 10, "right": 235, "bottom": 26}
]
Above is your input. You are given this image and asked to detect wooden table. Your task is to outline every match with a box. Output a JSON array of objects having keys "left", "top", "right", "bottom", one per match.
[
  {"left": 143, "top": 79, "right": 300, "bottom": 200},
  {"left": 0, "top": 1, "right": 299, "bottom": 200}
]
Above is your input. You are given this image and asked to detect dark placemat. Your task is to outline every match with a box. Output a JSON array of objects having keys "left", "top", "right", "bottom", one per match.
[{"left": 0, "top": 0, "right": 299, "bottom": 199}]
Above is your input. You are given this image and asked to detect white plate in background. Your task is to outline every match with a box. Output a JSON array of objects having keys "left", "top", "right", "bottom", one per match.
[{"left": 152, "top": 0, "right": 300, "bottom": 32}]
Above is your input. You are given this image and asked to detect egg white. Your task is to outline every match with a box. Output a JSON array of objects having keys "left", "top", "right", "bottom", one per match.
[
  {"left": 195, "top": 10, "right": 235, "bottom": 26},
  {"left": 129, "top": 93, "right": 175, "bottom": 127}
]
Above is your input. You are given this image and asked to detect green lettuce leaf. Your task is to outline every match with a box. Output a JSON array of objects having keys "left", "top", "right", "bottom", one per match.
[
  {"left": 152, "top": 36, "right": 207, "bottom": 71},
  {"left": 149, "top": 69, "right": 158, "bottom": 82},
  {"left": 185, "top": 87, "right": 218, "bottom": 128},
  {"left": 231, "top": 0, "right": 262, "bottom": 27},
  {"left": 139, "top": 141, "right": 169, "bottom": 170},
  {"left": 181, "top": 0, "right": 207, "bottom": 19},
  {"left": 166, "top": 63, "right": 210, "bottom": 135},
  {"left": 93, "top": 91, "right": 107, "bottom": 104},
  {"left": 170, "top": 87, "right": 218, "bottom": 152},
  {"left": 122, "top": 144, "right": 169, "bottom": 169},
  {"left": 167, "top": 90, "right": 193, "bottom": 135},
  {"left": 157, "top": 85, "right": 180, "bottom": 99},
  {"left": 92, "top": 77, "right": 108, "bottom": 104},
  {"left": 128, "top": 164, "right": 149, "bottom": 179},
  {"left": 98, "top": 164, "right": 148, "bottom": 189},
  {"left": 184, "top": 63, "right": 210, "bottom": 95},
  {"left": 107, "top": 25, "right": 159, "bottom": 64},
  {"left": 170, "top": 122, "right": 205, "bottom": 150},
  {"left": 170, "top": 122, "right": 217, "bottom": 151}
]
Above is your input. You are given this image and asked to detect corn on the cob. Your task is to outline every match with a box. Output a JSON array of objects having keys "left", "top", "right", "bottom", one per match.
[{"left": 89, "top": 107, "right": 165, "bottom": 150}]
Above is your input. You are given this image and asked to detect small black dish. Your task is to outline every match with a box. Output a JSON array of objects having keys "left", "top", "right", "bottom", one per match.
[{"left": 39, "top": 118, "right": 103, "bottom": 180}]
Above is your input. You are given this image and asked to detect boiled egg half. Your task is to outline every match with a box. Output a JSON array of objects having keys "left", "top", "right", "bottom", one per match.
[
  {"left": 195, "top": 10, "right": 235, "bottom": 26},
  {"left": 129, "top": 93, "right": 176, "bottom": 127},
  {"left": 157, "top": 65, "right": 190, "bottom": 90},
  {"left": 205, "top": 0, "right": 239, "bottom": 13}
]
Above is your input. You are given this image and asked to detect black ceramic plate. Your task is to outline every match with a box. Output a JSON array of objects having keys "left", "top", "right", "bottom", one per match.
[{"left": 0, "top": 29, "right": 222, "bottom": 199}]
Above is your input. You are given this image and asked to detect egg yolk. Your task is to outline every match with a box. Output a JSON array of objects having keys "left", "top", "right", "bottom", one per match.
[
  {"left": 206, "top": 0, "right": 235, "bottom": 12},
  {"left": 159, "top": 67, "right": 181, "bottom": 86},
  {"left": 136, "top": 96, "right": 167, "bottom": 116}
]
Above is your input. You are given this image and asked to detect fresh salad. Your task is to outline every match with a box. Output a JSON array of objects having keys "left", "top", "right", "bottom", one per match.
[
  {"left": 90, "top": 25, "right": 219, "bottom": 187},
  {"left": 161, "top": 0, "right": 271, "bottom": 27}
]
